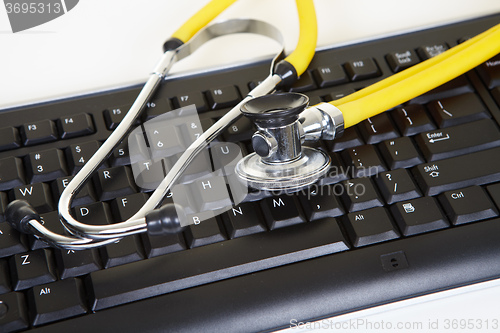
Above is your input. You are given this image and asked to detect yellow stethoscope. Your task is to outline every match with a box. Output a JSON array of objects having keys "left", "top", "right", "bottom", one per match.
[{"left": 5, "top": 0, "right": 500, "bottom": 250}]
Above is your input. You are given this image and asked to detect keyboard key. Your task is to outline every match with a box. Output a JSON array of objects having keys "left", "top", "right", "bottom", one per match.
[
  {"left": 476, "top": 54, "right": 500, "bottom": 88},
  {"left": 222, "top": 202, "right": 266, "bottom": 238},
  {"left": 110, "top": 192, "right": 149, "bottom": 221},
  {"left": 343, "top": 207, "right": 400, "bottom": 247},
  {"left": 412, "top": 147, "right": 500, "bottom": 196},
  {"left": 390, "top": 197, "right": 449, "bottom": 236},
  {"left": 25, "top": 148, "right": 68, "bottom": 183},
  {"left": 427, "top": 93, "right": 489, "bottom": 128},
  {"left": 142, "top": 99, "right": 173, "bottom": 121},
  {"left": 66, "top": 141, "right": 101, "bottom": 173},
  {"left": 289, "top": 71, "right": 317, "bottom": 92},
  {"left": 132, "top": 158, "right": 167, "bottom": 190},
  {"left": 93, "top": 166, "right": 137, "bottom": 201},
  {"left": 103, "top": 105, "right": 133, "bottom": 130},
  {"left": 0, "top": 157, "right": 26, "bottom": 191},
  {"left": 487, "top": 183, "right": 500, "bottom": 210},
  {"left": 74, "top": 202, "right": 114, "bottom": 226},
  {"left": 0, "top": 292, "right": 29, "bottom": 332},
  {"left": 9, "top": 249, "right": 57, "bottom": 290},
  {"left": 438, "top": 186, "right": 498, "bottom": 225},
  {"left": 344, "top": 58, "right": 381, "bottom": 81},
  {"left": 417, "top": 42, "right": 448, "bottom": 59},
  {"left": 0, "top": 222, "right": 27, "bottom": 258},
  {"left": 341, "top": 178, "right": 384, "bottom": 212},
  {"left": 327, "top": 127, "right": 364, "bottom": 152},
  {"left": 378, "top": 137, "right": 424, "bottom": 169},
  {"left": 415, "top": 119, "right": 500, "bottom": 161},
  {"left": 141, "top": 232, "right": 186, "bottom": 258},
  {"left": 298, "top": 186, "right": 344, "bottom": 221},
  {"left": 222, "top": 116, "right": 255, "bottom": 142},
  {"left": 375, "top": 168, "right": 421, "bottom": 204},
  {"left": 312, "top": 65, "right": 348, "bottom": 88},
  {"left": 392, "top": 104, "right": 436, "bottom": 136},
  {"left": 20, "top": 119, "right": 58, "bottom": 146},
  {"left": 325, "top": 87, "right": 356, "bottom": 101},
  {"left": 341, "top": 145, "right": 386, "bottom": 177},
  {"left": 57, "top": 113, "right": 95, "bottom": 139},
  {"left": 0, "top": 259, "right": 10, "bottom": 293},
  {"left": 184, "top": 216, "right": 226, "bottom": 248},
  {"left": 210, "top": 142, "right": 245, "bottom": 176},
  {"left": 30, "top": 211, "right": 67, "bottom": 250},
  {"left": 13, "top": 183, "right": 54, "bottom": 213},
  {"left": 52, "top": 175, "right": 96, "bottom": 207},
  {"left": 100, "top": 236, "right": 145, "bottom": 268},
  {"left": 318, "top": 152, "right": 349, "bottom": 185},
  {"left": 174, "top": 91, "right": 208, "bottom": 112},
  {"left": 110, "top": 141, "right": 130, "bottom": 166},
  {"left": 28, "top": 278, "right": 87, "bottom": 326},
  {"left": 358, "top": 113, "right": 399, "bottom": 144},
  {"left": 206, "top": 85, "right": 241, "bottom": 109},
  {"left": 412, "top": 76, "right": 473, "bottom": 104},
  {"left": 189, "top": 176, "right": 232, "bottom": 211},
  {"left": 385, "top": 49, "right": 420, "bottom": 72},
  {"left": 0, "top": 127, "right": 21, "bottom": 152},
  {"left": 144, "top": 121, "right": 186, "bottom": 158},
  {"left": 174, "top": 149, "right": 213, "bottom": 184},
  {"left": 87, "top": 218, "right": 349, "bottom": 311},
  {"left": 260, "top": 195, "right": 306, "bottom": 230},
  {"left": 54, "top": 249, "right": 101, "bottom": 279}
]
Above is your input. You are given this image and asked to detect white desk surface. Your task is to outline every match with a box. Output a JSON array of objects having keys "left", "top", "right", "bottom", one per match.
[{"left": 2, "top": 1, "right": 500, "bottom": 331}]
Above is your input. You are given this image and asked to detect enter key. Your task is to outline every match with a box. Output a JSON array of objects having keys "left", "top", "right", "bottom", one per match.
[{"left": 415, "top": 118, "right": 500, "bottom": 161}]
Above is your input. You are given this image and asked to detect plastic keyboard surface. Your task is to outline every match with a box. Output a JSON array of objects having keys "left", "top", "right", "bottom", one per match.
[{"left": 1, "top": 13, "right": 500, "bottom": 333}]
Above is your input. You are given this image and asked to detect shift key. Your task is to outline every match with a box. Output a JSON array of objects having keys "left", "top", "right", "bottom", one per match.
[{"left": 412, "top": 147, "right": 500, "bottom": 196}]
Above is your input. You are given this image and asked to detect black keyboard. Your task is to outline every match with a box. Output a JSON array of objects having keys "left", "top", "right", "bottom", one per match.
[{"left": 2, "top": 13, "right": 500, "bottom": 333}]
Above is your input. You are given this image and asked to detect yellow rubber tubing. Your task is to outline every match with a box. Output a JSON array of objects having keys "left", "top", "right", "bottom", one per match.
[
  {"left": 283, "top": 0, "right": 318, "bottom": 76},
  {"left": 171, "top": 0, "right": 238, "bottom": 43},
  {"left": 330, "top": 22, "right": 500, "bottom": 128}
]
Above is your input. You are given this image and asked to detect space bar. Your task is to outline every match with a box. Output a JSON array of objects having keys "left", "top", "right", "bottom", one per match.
[{"left": 88, "top": 218, "right": 349, "bottom": 310}]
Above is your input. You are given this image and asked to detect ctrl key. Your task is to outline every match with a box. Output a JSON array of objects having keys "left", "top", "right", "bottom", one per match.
[{"left": 0, "top": 292, "right": 29, "bottom": 332}]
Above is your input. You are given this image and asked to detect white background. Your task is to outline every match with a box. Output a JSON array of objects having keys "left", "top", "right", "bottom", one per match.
[{"left": 2, "top": 1, "right": 500, "bottom": 332}]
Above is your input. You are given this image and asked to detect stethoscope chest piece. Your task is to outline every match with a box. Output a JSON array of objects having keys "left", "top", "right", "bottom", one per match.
[{"left": 236, "top": 93, "right": 331, "bottom": 191}]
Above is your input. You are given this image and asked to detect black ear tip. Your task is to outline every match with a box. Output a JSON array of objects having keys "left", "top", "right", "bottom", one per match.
[
  {"left": 146, "top": 203, "right": 185, "bottom": 236},
  {"left": 5, "top": 200, "right": 40, "bottom": 234}
]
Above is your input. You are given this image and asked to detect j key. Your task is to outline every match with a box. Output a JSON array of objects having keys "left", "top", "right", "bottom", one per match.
[
  {"left": 100, "top": 236, "right": 145, "bottom": 269},
  {"left": 93, "top": 166, "right": 137, "bottom": 201},
  {"left": 54, "top": 249, "right": 101, "bottom": 279},
  {"left": 327, "top": 127, "right": 364, "bottom": 152},
  {"left": 206, "top": 85, "right": 241, "bottom": 109},
  {"left": 298, "top": 186, "right": 344, "bottom": 221},
  {"left": 378, "top": 137, "right": 424, "bottom": 169},
  {"left": 427, "top": 93, "right": 489, "bottom": 128},
  {"left": 25, "top": 148, "right": 68, "bottom": 183},
  {"left": 13, "top": 183, "right": 54, "bottom": 213},
  {"left": 415, "top": 119, "right": 500, "bottom": 162},
  {"left": 476, "top": 54, "right": 500, "bottom": 88},
  {"left": 343, "top": 207, "right": 400, "bottom": 247},
  {"left": 88, "top": 218, "right": 348, "bottom": 311},
  {"left": 385, "top": 49, "right": 420, "bottom": 72},
  {"left": 110, "top": 141, "right": 130, "bottom": 166},
  {"left": 110, "top": 192, "right": 149, "bottom": 221},
  {"left": 103, "top": 104, "right": 133, "bottom": 130},
  {"left": 190, "top": 176, "right": 231, "bottom": 211},
  {"left": 412, "top": 147, "right": 500, "bottom": 196},
  {"left": 417, "top": 42, "right": 448, "bottom": 59},
  {"left": 20, "top": 119, "right": 58, "bottom": 146},
  {"left": 289, "top": 71, "right": 316, "bottom": 92},
  {"left": 438, "top": 186, "right": 498, "bottom": 225},
  {"left": 141, "top": 232, "right": 186, "bottom": 258},
  {"left": 342, "top": 145, "right": 386, "bottom": 177},
  {"left": 0, "top": 292, "right": 29, "bottom": 332},
  {"left": 0, "top": 127, "right": 21, "bottom": 152},
  {"left": 52, "top": 175, "right": 96, "bottom": 207},
  {"left": 74, "top": 202, "right": 114, "bottom": 226},
  {"left": 358, "top": 113, "right": 399, "bottom": 144},
  {"left": 313, "top": 65, "right": 348, "bottom": 88},
  {"left": 487, "top": 183, "right": 500, "bottom": 209},
  {"left": 341, "top": 178, "right": 384, "bottom": 212},
  {"left": 28, "top": 278, "right": 87, "bottom": 326},
  {"left": 392, "top": 104, "right": 436, "bottom": 136},
  {"left": 0, "top": 259, "right": 10, "bottom": 293},
  {"left": 174, "top": 91, "right": 208, "bottom": 112},
  {"left": 9, "top": 249, "right": 56, "bottom": 290},
  {"left": 318, "top": 152, "right": 348, "bottom": 185},
  {"left": 0, "top": 157, "right": 25, "bottom": 191},
  {"left": 0, "top": 222, "right": 28, "bottom": 258},
  {"left": 375, "top": 168, "right": 421, "bottom": 204},
  {"left": 260, "top": 195, "right": 306, "bottom": 230},
  {"left": 142, "top": 99, "right": 173, "bottom": 121},
  {"left": 184, "top": 216, "right": 226, "bottom": 248},
  {"left": 222, "top": 116, "right": 255, "bottom": 142},
  {"left": 344, "top": 58, "right": 381, "bottom": 81},
  {"left": 57, "top": 113, "right": 95, "bottom": 139},
  {"left": 222, "top": 202, "right": 266, "bottom": 238},
  {"left": 390, "top": 197, "right": 449, "bottom": 236},
  {"left": 66, "top": 141, "right": 101, "bottom": 173}
]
